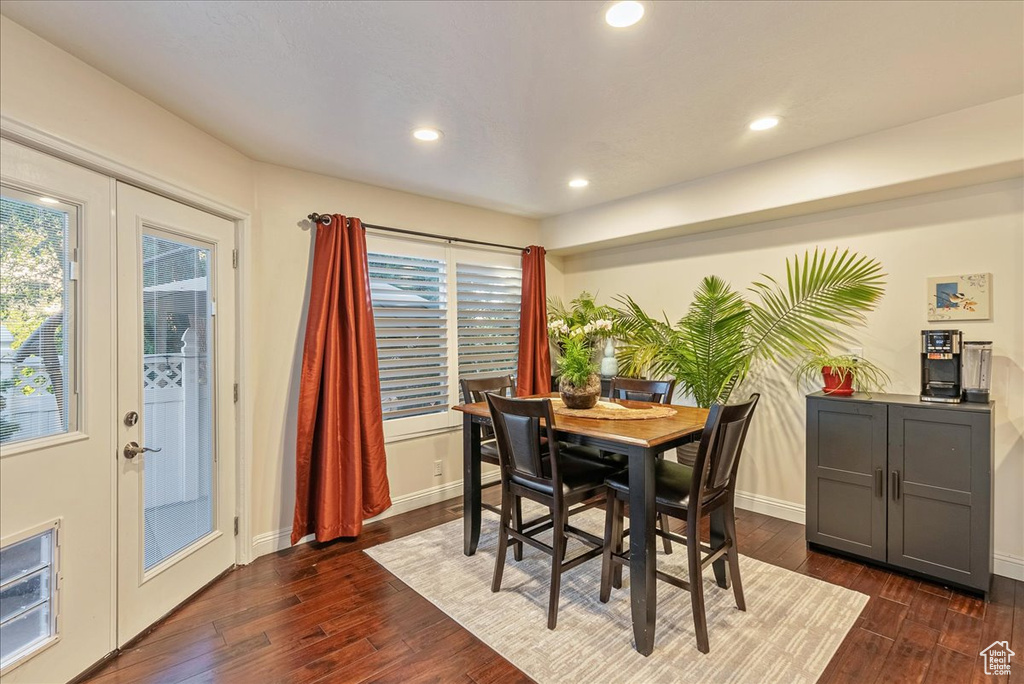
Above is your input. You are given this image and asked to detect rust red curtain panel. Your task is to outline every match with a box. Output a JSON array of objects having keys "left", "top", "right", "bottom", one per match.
[
  {"left": 292, "top": 214, "right": 391, "bottom": 544},
  {"left": 516, "top": 245, "right": 552, "bottom": 396}
]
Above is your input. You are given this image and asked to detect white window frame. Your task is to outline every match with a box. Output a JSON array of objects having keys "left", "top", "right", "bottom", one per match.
[
  {"left": 366, "top": 234, "right": 521, "bottom": 442},
  {"left": 0, "top": 518, "right": 62, "bottom": 676},
  {"left": 0, "top": 186, "right": 80, "bottom": 455}
]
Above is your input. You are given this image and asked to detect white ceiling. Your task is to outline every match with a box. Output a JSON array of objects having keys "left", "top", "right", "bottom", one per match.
[{"left": 2, "top": 1, "right": 1021, "bottom": 218}]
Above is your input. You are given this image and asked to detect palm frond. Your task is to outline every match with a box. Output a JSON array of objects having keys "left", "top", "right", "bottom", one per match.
[
  {"left": 672, "top": 276, "right": 750, "bottom": 406},
  {"left": 609, "top": 248, "right": 885, "bottom": 408},
  {"left": 747, "top": 248, "right": 885, "bottom": 360},
  {"left": 612, "top": 294, "right": 672, "bottom": 378}
]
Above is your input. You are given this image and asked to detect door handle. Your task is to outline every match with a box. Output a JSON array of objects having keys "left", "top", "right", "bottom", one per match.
[
  {"left": 875, "top": 468, "right": 883, "bottom": 498},
  {"left": 123, "top": 441, "right": 162, "bottom": 460},
  {"left": 890, "top": 471, "right": 900, "bottom": 501}
]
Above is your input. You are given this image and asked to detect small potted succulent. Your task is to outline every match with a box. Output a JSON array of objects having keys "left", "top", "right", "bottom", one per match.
[{"left": 796, "top": 351, "right": 890, "bottom": 396}]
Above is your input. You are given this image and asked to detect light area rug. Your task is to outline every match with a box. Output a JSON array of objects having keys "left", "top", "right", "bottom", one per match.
[{"left": 365, "top": 509, "right": 868, "bottom": 684}]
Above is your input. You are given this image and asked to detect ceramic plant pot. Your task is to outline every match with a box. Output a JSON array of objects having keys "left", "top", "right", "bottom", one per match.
[
  {"left": 559, "top": 373, "right": 602, "bottom": 409},
  {"left": 821, "top": 366, "right": 855, "bottom": 396}
]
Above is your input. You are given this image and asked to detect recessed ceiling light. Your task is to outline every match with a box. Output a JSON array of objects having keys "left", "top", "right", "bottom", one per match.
[
  {"left": 749, "top": 116, "right": 780, "bottom": 131},
  {"left": 605, "top": 1, "right": 645, "bottom": 28},
  {"left": 412, "top": 128, "right": 442, "bottom": 142},
  {"left": 39, "top": 197, "right": 60, "bottom": 205},
  {"left": 568, "top": 178, "right": 589, "bottom": 188}
]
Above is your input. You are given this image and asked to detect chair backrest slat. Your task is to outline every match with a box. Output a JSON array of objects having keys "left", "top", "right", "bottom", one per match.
[
  {"left": 485, "top": 393, "right": 560, "bottom": 492},
  {"left": 690, "top": 394, "right": 760, "bottom": 506},
  {"left": 608, "top": 377, "right": 676, "bottom": 404}
]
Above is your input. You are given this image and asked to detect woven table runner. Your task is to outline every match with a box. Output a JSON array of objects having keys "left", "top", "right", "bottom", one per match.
[{"left": 550, "top": 398, "right": 677, "bottom": 420}]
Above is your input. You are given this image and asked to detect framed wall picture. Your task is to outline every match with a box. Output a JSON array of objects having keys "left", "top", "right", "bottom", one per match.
[{"left": 927, "top": 273, "right": 991, "bottom": 321}]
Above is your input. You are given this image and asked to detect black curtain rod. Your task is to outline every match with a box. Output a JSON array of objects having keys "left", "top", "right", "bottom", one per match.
[{"left": 307, "top": 213, "right": 527, "bottom": 252}]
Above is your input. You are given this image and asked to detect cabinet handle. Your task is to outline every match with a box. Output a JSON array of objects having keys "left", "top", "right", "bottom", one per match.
[
  {"left": 890, "top": 471, "right": 897, "bottom": 501},
  {"left": 890, "top": 471, "right": 901, "bottom": 501},
  {"left": 875, "top": 468, "right": 883, "bottom": 498}
]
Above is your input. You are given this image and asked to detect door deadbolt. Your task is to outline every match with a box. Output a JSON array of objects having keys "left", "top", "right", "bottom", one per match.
[{"left": 124, "top": 411, "right": 139, "bottom": 427}]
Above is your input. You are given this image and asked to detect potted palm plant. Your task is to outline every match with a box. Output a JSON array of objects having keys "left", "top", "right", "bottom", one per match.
[
  {"left": 615, "top": 248, "right": 886, "bottom": 407},
  {"left": 795, "top": 351, "right": 890, "bottom": 396},
  {"left": 548, "top": 292, "right": 615, "bottom": 409}
]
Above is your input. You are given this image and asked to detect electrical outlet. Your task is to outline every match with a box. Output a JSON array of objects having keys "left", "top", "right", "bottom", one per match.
[
  {"left": 433, "top": 460, "right": 443, "bottom": 477},
  {"left": 848, "top": 347, "right": 863, "bottom": 358}
]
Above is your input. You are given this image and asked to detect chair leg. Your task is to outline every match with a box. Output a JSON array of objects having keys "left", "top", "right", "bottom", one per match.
[
  {"left": 491, "top": 488, "right": 512, "bottom": 593},
  {"left": 547, "top": 506, "right": 567, "bottom": 630},
  {"left": 612, "top": 496, "right": 624, "bottom": 589},
  {"left": 659, "top": 512, "right": 673, "bottom": 554},
  {"left": 600, "top": 490, "right": 616, "bottom": 603},
  {"left": 512, "top": 495, "right": 524, "bottom": 562},
  {"left": 724, "top": 503, "right": 745, "bottom": 611},
  {"left": 687, "top": 526, "right": 710, "bottom": 654},
  {"left": 654, "top": 452, "right": 672, "bottom": 555}
]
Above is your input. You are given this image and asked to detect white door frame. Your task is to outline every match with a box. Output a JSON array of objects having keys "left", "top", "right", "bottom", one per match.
[{"left": 1, "top": 115, "right": 256, "bottom": 565}]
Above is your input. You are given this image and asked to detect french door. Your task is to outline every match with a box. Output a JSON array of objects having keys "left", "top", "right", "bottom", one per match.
[
  {"left": 115, "top": 183, "right": 236, "bottom": 645},
  {"left": 1, "top": 140, "right": 116, "bottom": 683},
  {"left": 0, "top": 141, "right": 237, "bottom": 683}
]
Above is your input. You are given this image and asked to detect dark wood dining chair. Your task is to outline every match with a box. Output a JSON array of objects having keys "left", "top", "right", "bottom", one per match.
[
  {"left": 575, "top": 376, "right": 678, "bottom": 553},
  {"left": 485, "top": 393, "right": 618, "bottom": 629},
  {"left": 460, "top": 375, "right": 523, "bottom": 558},
  {"left": 599, "top": 393, "right": 760, "bottom": 653},
  {"left": 608, "top": 376, "right": 676, "bottom": 404}
]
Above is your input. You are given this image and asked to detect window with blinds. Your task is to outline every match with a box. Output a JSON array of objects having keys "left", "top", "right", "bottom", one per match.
[
  {"left": 456, "top": 263, "right": 522, "bottom": 384},
  {"left": 368, "top": 252, "right": 449, "bottom": 421}
]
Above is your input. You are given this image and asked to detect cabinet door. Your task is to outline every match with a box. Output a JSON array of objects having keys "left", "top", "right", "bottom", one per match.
[
  {"left": 887, "top": 406, "right": 991, "bottom": 590},
  {"left": 806, "top": 398, "right": 888, "bottom": 561}
]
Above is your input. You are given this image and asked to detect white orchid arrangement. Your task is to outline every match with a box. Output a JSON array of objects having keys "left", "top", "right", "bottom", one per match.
[
  {"left": 547, "top": 318, "right": 613, "bottom": 339},
  {"left": 546, "top": 292, "right": 619, "bottom": 386}
]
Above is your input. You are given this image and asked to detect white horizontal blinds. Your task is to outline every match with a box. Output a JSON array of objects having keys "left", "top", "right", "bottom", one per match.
[
  {"left": 456, "top": 262, "right": 522, "bottom": 385},
  {"left": 368, "top": 251, "right": 449, "bottom": 421}
]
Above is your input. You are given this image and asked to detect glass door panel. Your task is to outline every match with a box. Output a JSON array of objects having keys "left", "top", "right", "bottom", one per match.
[
  {"left": 0, "top": 187, "right": 77, "bottom": 446},
  {"left": 141, "top": 234, "right": 215, "bottom": 570}
]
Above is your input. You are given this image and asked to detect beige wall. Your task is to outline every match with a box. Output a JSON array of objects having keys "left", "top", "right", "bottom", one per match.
[
  {"left": 0, "top": 16, "right": 254, "bottom": 213},
  {"left": 250, "top": 163, "right": 543, "bottom": 544},
  {"left": 560, "top": 179, "right": 1024, "bottom": 577}
]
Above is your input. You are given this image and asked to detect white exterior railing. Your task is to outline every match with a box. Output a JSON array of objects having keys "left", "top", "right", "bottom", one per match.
[{"left": 1, "top": 329, "right": 207, "bottom": 514}]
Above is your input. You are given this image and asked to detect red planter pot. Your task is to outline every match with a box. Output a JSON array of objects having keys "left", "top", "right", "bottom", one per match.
[{"left": 821, "top": 367, "right": 855, "bottom": 396}]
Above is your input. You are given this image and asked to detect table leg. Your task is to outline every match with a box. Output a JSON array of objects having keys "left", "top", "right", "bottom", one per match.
[
  {"left": 463, "top": 415, "right": 482, "bottom": 556},
  {"left": 628, "top": 445, "right": 657, "bottom": 656},
  {"left": 710, "top": 507, "right": 730, "bottom": 588}
]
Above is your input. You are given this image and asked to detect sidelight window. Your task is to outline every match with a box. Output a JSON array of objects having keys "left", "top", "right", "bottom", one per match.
[{"left": 0, "top": 187, "right": 78, "bottom": 447}]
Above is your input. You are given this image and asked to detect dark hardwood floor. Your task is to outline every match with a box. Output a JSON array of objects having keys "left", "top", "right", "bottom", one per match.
[{"left": 80, "top": 493, "right": 1024, "bottom": 684}]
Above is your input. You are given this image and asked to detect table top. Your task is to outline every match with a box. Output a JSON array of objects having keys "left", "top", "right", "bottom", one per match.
[{"left": 453, "top": 393, "right": 709, "bottom": 448}]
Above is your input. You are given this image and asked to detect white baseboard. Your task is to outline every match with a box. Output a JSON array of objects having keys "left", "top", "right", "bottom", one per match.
[
  {"left": 253, "top": 479, "right": 1024, "bottom": 582},
  {"left": 734, "top": 489, "right": 806, "bottom": 524},
  {"left": 251, "top": 472, "right": 501, "bottom": 559},
  {"left": 993, "top": 552, "right": 1024, "bottom": 582}
]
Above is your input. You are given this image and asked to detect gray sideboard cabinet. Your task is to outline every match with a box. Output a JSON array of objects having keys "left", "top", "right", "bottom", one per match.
[{"left": 806, "top": 392, "right": 993, "bottom": 593}]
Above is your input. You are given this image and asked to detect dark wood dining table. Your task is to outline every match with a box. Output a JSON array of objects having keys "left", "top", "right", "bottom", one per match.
[{"left": 453, "top": 393, "right": 726, "bottom": 656}]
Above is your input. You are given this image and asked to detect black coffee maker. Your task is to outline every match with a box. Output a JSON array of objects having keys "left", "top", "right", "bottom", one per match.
[{"left": 920, "top": 329, "right": 963, "bottom": 403}]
